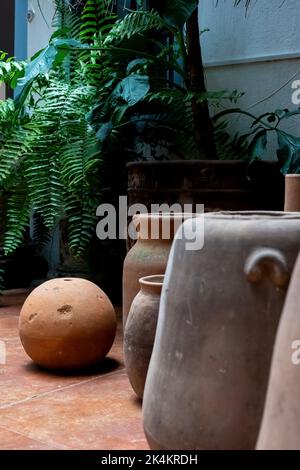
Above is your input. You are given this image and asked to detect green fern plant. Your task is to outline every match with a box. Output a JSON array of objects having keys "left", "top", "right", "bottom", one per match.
[
  {"left": 0, "top": 0, "right": 244, "bottom": 292},
  {"left": 0, "top": 0, "right": 118, "bottom": 276}
]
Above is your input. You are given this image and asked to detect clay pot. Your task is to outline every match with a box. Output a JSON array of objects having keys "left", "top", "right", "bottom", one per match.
[
  {"left": 19, "top": 278, "right": 117, "bottom": 370},
  {"left": 124, "top": 275, "right": 164, "bottom": 399},
  {"left": 143, "top": 212, "right": 300, "bottom": 450},
  {"left": 122, "top": 213, "right": 194, "bottom": 328},
  {"left": 284, "top": 174, "right": 300, "bottom": 212},
  {"left": 256, "top": 252, "right": 300, "bottom": 450}
]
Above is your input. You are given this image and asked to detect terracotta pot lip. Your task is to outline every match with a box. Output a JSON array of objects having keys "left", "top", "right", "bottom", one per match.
[
  {"left": 139, "top": 275, "right": 164, "bottom": 287},
  {"left": 126, "top": 160, "right": 279, "bottom": 169},
  {"left": 204, "top": 211, "right": 300, "bottom": 220},
  {"left": 127, "top": 160, "right": 246, "bottom": 168},
  {"left": 285, "top": 174, "right": 300, "bottom": 178},
  {"left": 133, "top": 212, "right": 198, "bottom": 221}
]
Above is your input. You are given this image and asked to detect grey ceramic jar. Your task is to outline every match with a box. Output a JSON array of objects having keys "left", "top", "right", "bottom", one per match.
[
  {"left": 124, "top": 275, "right": 164, "bottom": 399},
  {"left": 143, "top": 212, "right": 300, "bottom": 450}
]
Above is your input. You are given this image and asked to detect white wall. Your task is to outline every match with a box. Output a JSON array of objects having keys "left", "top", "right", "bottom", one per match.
[
  {"left": 25, "top": 0, "right": 300, "bottom": 154},
  {"left": 199, "top": 0, "right": 300, "bottom": 157},
  {"left": 27, "top": 0, "right": 54, "bottom": 57}
]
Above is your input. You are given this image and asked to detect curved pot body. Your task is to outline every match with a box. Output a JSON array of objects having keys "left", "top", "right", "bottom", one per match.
[
  {"left": 257, "top": 253, "right": 300, "bottom": 450},
  {"left": 143, "top": 212, "right": 300, "bottom": 450},
  {"left": 124, "top": 275, "right": 163, "bottom": 399},
  {"left": 284, "top": 175, "right": 300, "bottom": 212},
  {"left": 123, "top": 213, "right": 193, "bottom": 328}
]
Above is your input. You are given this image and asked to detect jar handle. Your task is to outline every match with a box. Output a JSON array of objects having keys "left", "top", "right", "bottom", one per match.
[{"left": 244, "top": 248, "right": 289, "bottom": 288}]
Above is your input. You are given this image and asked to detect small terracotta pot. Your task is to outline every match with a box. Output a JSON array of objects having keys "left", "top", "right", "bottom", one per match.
[
  {"left": 122, "top": 213, "right": 195, "bottom": 328},
  {"left": 284, "top": 174, "right": 300, "bottom": 212},
  {"left": 124, "top": 275, "right": 164, "bottom": 399},
  {"left": 256, "top": 252, "right": 300, "bottom": 450}
]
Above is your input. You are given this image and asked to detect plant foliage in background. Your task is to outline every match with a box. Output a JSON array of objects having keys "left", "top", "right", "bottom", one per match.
[
  {"left": 0, "top": 0, "right": 117, "bottom": 263},
  {"left": 0, "top": 0, "right": 296, "bottom": 292},
  {"left": 0, "top": 0, "right": 240, "bottom": 277},
  {"left": 213, "top": 107, "right": 300, "bottom": 174}
]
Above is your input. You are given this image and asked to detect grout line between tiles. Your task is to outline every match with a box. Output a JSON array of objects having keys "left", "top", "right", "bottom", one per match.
[
  {"left": 0, "top": 368, "right": 126, "bottom": 411},
  {"left": 0, "top": 423, "right": 68, "bottom": 450}
]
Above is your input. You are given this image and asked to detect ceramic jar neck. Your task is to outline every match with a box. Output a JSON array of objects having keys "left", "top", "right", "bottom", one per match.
[
  {"left": 133, "top": 213, "right": 195, "bottom": 242},
  {"left": 139, "top": 275, "right": 164, "bottom": 296}
]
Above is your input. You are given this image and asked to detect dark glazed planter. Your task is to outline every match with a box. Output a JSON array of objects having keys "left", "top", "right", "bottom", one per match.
[
  {"left": 143, "top": 212, "right": 300, "bottom": 450},
  {"left": 124, "top": 275, "right": 164, "bottom": 399},
  {"left": 127, "top": 160, "right": 284, "bottom": 213},
  {"left": 257, "top": 252, "right": 300, "bottom": 450}
]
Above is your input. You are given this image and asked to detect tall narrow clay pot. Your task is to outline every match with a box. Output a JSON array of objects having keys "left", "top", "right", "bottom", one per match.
[
  {"left": 124, "top": 275, "right": 164, "bottom": 400},
  {"left": 256, "top": 253, "right": 300, "bottom": 450},
  {"left": 143, "top": 212, "right": 300, "bottom": 450},
  {"left": 122, "top": 213, "right": 194, "bottom": 328},
  {"left": 284, "top": 174, "right": 300, "bottom": 212}
]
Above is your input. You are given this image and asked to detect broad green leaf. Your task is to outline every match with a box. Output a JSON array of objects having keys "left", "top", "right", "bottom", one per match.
[
  {"left": 114, "top": 75, "right": 150, "bottom": 107},
  {"left": 276, "top": 130, "right": 300, "bottom": 175},
  {"left": 17, "top": 39, "right": 88, "bottom": 87},
  {"left": 127, "top": 59, "right": 148, "bottom": 74},
  {"left": 96, "top": 122, "right": 113, "bottom": 142},
  {"left": 18, "top": 45, "right": 57, "bottom": 87},
  {"left": 152, "top": 0, "right": 198, "bottom": 27},
  {"left": 279, "top": 108, "right": 300, "bottom": 120},
  {"left": 248, "top": 129, "right": 268, "bottom": 162}
]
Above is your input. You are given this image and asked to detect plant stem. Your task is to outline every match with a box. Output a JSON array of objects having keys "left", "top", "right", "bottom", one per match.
[{"left": 186, "top": 6, "right": 217, "bottom": 160}]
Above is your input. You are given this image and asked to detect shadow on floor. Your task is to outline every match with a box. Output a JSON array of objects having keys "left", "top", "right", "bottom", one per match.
[{"left": 22, "top": 357, "right": 122, "bottom": 378}]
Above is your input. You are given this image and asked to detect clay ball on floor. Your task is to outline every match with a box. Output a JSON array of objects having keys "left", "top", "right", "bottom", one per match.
[{"left": 19, "top": 278, "right": 117, "bottom": 370}]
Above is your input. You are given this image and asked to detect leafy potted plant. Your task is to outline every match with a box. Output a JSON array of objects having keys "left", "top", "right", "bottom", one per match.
[
  {"left": 85, "top": 0, "right": 284, "bottom": 213},
  {"left": 0, "top": 0, "right": 122, "bottom": 294},
  {"left": 0, "top": 0, "right": 290, "bottom": 293},
  {"left": 213, "top": 107, "right": 300, "bottom": 212}
]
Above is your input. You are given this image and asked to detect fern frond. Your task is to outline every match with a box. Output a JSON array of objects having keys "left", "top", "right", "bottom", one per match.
[
  {"left": 25, "top": 143, "right": 63, "bottom": 229},
  {"left": 80, "top": 0, "right": 117, "bottom": 43},
  {"left": 104, "top": 10, "right": 169, "bottom": 45},
  {"left": 32, "top": 213, "right": 52, "bottom": 248},
  {"left": 65, "top": 191, "right": 99, "bottom": 256},
  {"left": 53, "top": 0, "right": 82, "bottom": 38},
  {"left": 3, "top": 188, "right": 30, "bottom": 255},
  {"left": 0, "top": 127, "right": 30, "bottom": 187}
]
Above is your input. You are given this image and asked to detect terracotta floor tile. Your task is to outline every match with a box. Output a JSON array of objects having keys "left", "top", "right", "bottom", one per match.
[
  {"left": 0, "top": 306, "right": 21, "bottom": 341},
  {"left": 0, "top": 314, "right": 124, "bottom": 407},
  {"left": 0, "top": 425, "right": 61, "bottom": 450},
  {"left": 0, "top": 305, "right": 148, "bottom": 450},
  {"left": 0, "top": 371, "right": 148, "bottom": 450}
]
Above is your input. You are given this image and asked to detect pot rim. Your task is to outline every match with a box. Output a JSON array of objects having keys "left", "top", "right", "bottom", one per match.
[
  {"left": 126, "top": 160, "right": 280, "bottom": 169},
  {"left": 133, "top": 212, "right": 200, "bottom": 222},
  {"left": 204, "top": 211, "right": 300, "bottom": 220},
  {"left": 285, "top": 174, "right": 300, "bottom": 178},
  {"left": 139, "top": 275, "right": 164, "bottom": 287}
]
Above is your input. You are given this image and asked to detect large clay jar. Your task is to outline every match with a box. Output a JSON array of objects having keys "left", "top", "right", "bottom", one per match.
[
  {"left": 19, "top": 278, "right": 117, "bottom": 370},
  {"left": 284, "top": 174, "right": 300, "bottom": 212},
  {"left": 257, "top": 253, "right": 300, "bottom": 450},
  {"left": 123, "top": 213, "right": 193, "bottom": 328},
  {"left": 124, "top": 275, "right": 164, "bottom": 399},
  {"left": 143, "top": 212, "right": 300, "bottom": 450}
]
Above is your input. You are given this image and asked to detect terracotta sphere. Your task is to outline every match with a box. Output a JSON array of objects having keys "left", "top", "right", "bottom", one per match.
[{"left": 19, "top": 278, "right": 117, "bottom": 370}]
